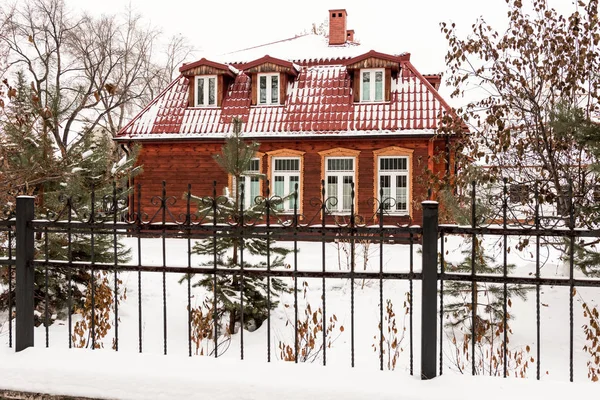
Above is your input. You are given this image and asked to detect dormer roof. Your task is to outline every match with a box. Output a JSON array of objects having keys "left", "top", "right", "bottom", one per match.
[
  {"left": 344, "top": 50, "right": 411, "bottom": 73},
  {"left": 238, "top": 55, "right": 299, "bottom": 76},
  {"left": 179, "top": 58, "right": 235, "bottom": 77}
]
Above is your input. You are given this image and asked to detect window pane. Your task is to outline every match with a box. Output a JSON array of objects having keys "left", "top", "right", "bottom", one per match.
[
  {"left": 327, "top": 158, "right": 354, "bottom": 171},
  {"left": 250, "top": 177, "right": 260, "bottom": 207},
  {"left": 274, "top": 158, "right": 299, "bottom": 171},
  {"left": 362, "top": 71, "right": 370, "bottom": 101},
  {"left": 271, "top": 75, "right": 279, "bottom": 104},
  {"left": 396, "top": 175, "right": 407, "bottom": 211},
  {"left": 274, "top": 176, "right": 285, "bottom": 210},
  {"left": 380, "top": 157, "right": 407, "bottom": 171},
  {"left": 380, "top": 175, "right": 391, "bottom": 210},
  {"left": 289, "top": 175, "right": 299, "bottom": 210},
  {"left": 197, "top": 78, "right": 204, "bottom": 106},
  {"left": 208, "top": 77, "right": 215, "bottom": 105},
  {"left": 375, "top": 71, "right": 383, "bottom": 101},
  {"left": 399, "top": 158, "right": 407, "bottom": 170},
  {"left": 260, "top": 76, "right": 267, "bottom": 104},
  {"left": 342, "top": 176, "right": 353, "bottom": 211},
  {"left": 326, "top": 176, "right": 338, "bottom": 210},
  {"left": 248, "top": 159, "right": 260, "bottom": 172}
]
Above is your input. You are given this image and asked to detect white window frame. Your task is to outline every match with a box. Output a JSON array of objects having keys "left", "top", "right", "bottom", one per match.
[
  {"left": 258, "top": 73, "right": 279, "bottom": 105},
  {"left": 360, "top": 68, "right": 385, "bottom": 103},
  {"left": 325, "top": 157, "right": 356, "bottom": 213},
  {"left": 238, "top": 158, "right": 261, "bottom": 210},
  {"left": 377, "top": 156, "right": 409, "bottom": 214},
  {"left": 272, "top": 157, "right": 300, "bottom": 212},
  {"left": 195, "top": 75, "right": 217, "bottom": 107}
]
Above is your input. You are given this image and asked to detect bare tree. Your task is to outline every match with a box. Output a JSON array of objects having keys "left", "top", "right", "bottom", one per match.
[
  {"left": 0, "top": 0, "right": 193, "bottom": 160},
  {"left": 147, "top": 33, "right": 194, "bottom": 100},
  {"left": 440, "top": 0, "right": 600, "bottom": 216},
  {"left": 438, "top": 0, "right": 600, "bottom": 272},
  {"left": 0, "top": 0, "right": 198, "bottom": 211}
]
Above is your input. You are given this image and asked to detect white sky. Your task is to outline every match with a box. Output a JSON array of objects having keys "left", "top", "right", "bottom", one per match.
[{"left": 66, "top": 0, "right": 578, "bottom": 106}]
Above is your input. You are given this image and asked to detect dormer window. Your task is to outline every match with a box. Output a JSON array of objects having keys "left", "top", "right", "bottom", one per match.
[
  {"left": 361, "top": 69, "right": 384, "bottom": 102},
  {"left": 241, "top": 55, "right": 297, "bottom": 106},
  {"left": 195, "top": 75, "right": 217, "bottom": 107},
  {"left": 258, "top": 73, "right": 279, "bottom": 105},
  {"left": 345, "top": 51, "right": 407, "bottom": 103}
]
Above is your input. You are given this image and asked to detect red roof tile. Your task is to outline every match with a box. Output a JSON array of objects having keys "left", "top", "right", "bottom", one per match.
[{"left": 118, "top": 57, "right": 454, "bottom": 139}]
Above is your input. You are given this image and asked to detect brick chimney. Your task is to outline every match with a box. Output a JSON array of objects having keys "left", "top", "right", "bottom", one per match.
[
  {"left": 328, "top": 9, "right": 348, "bottom": 46},
  {"left": 346, "top": 29, "right": 355, "bottom": 42}
]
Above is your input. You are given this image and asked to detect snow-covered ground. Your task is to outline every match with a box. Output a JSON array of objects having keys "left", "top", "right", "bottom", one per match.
[
  {"left": 1, "top": 235, "right": 599, "bottom": 398},
  {"left": 0, "top": 346, "right": 597, "bottom": 400}
]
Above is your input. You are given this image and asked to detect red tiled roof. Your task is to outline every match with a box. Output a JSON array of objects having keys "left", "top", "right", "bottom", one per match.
[{"left": 118, "top": 57, "right": 454, "bottom": 139}]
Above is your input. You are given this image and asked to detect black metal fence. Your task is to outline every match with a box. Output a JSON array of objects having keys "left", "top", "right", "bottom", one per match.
[{"left": 1, "top": 180, "right": 600, "bottom": 382}]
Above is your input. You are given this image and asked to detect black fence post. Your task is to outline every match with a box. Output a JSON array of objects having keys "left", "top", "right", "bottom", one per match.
[
  {"left": 16, "top": 196, "right": 35, "bottom": 352},
  {"left": 421, "top": 201, "right": 439, "bottom": 379}
]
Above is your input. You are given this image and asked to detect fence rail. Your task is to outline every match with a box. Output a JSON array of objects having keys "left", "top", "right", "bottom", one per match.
[{"left": 2, "top": 179, "right": 600, "bottom": 383}]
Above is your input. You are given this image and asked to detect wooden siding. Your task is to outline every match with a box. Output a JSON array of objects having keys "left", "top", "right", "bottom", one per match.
[
  {"left": 181, "top": 65, "right": 231, "bottom": 77},
  {"left": 280, "top": 73, "right": 288, "bottom": 105},
  {"left": 251, "top": 75, "right": 257, "bottom": 106},
  {"left": 352, "top": 71, "right": 360, "bottom": 102},
  {"left": 245, "top": 63, "right": 294, "bottom": 75},
  {"left": 131, "top": 137, "right": 446, "bottom": 225},
  {"left": 346, "top": 57, "right": 401, "bottom": 72}
]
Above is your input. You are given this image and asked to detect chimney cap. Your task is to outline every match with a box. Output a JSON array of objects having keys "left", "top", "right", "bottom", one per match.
[{"left": 329, "top": 9, "right": 348, "bottom": 15}]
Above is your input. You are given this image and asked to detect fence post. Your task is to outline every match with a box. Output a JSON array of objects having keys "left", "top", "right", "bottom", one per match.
[
  {"left": 421, "top": 201, "right": 439, "bottom": 379},
  {"left": 16, "top": 196, "right": 35, "bottom": 352}
]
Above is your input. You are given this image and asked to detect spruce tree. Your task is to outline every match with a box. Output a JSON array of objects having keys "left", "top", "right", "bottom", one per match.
[
  {"left": 0, "top": 71, "right": 58, "bottom": 201},
  {"left": 443, "top": 240, "right": 529, "bottom": 332},
  {"left": 35, "top": 130, "right": 135, "bottom": 319},
  {"left": 190, "top": 118, "right": 292, "bottom": 336},
  {"left": 0, "top": 73, "right": 138, "bottom": 319},
  {"left": 442, "top": 181, "right": 530, "bottom": 334},
  {"left": 550, "top": 103, "right": 600, "bottom": 276}
]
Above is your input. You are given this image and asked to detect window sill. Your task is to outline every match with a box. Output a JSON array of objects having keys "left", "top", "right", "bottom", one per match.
[
  {"left": 252, "top": 104, "right": 284, "bottom": 108},
  {"left": 355, "top": 100, "right": 390, "bottom": 105},
  {"left": 189, "top": 105, "right": 219, "bottom": 109},
  {"left": 382, "top": 212, "right": 410, "bottom": 216}
]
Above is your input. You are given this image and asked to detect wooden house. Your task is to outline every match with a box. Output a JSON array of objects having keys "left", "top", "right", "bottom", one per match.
[{"left": 115, "top": 9, "right": 461, "bottom": 224}]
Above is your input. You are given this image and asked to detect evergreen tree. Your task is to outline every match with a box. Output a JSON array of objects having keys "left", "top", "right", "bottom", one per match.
[
  {"left": 0, "top": 75, "right": 139, "bottom": 318},
  {"left": 0, "top": 71, "right": 59, "bottom": 201},
  {"left": 443, "top": 239, "right": 529, "bottom": 332},
  {"left": 190, "top": 118, "right": 292, "bottom": 336},
  {"left": 441, "top": 180, "right": 530, "bottom": 334},
  {"left": 33, "top": 130, "right": 136, "bottom": 319},
  {"left": 550, "top": 103, "right": 600, "bottom": 275}
]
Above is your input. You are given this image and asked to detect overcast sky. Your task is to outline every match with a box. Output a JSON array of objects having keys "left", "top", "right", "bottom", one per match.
[{"left": 66, "top": 0, "right": 578, "bottom": 106}]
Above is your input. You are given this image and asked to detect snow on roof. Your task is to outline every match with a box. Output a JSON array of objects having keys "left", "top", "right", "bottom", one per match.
[
  {"left": 117, "top": 34, "right": 456, "bottom": 140},
  {"left": 117, "top": 64, "right": 453, "bottom": 140}
]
